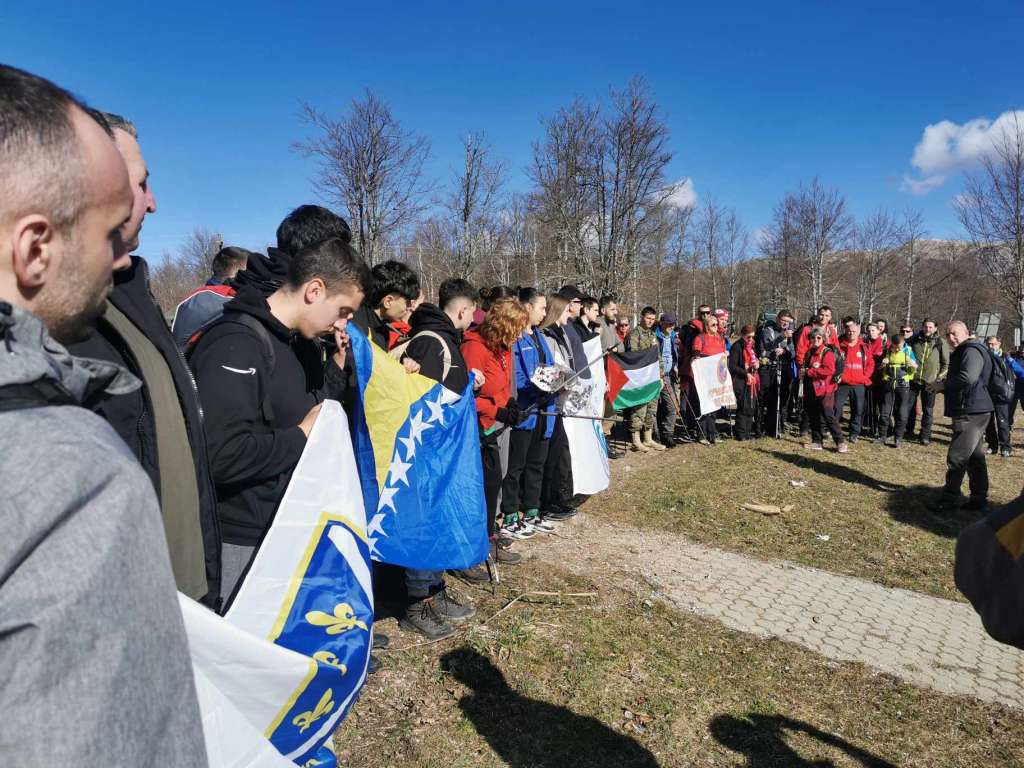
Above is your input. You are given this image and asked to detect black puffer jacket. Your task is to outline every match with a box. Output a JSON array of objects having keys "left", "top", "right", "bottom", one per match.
[
  {"left": 66, "top": 256, "right": 221, "bottom": 604},
  {"left": 188, "top": 288, "right": 345, "bottom": 546},
  {"left": 404, "top": 303, "right": 470, "bottom": 392}
]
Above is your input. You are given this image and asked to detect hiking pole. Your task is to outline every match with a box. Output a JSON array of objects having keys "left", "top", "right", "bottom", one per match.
[{"left": 679, "top": 388, "right": 708, "bottom": 443}]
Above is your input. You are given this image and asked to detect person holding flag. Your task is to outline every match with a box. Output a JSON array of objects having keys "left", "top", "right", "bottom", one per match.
[
  {"left": 625, "top": 307, "right": 664, "bottom": 452},
  {"left": 689, "top": 312, "right": 727, "bottom": 444},
  {"left": 461, "top": 299, "right": 532, "bottom": 551}
]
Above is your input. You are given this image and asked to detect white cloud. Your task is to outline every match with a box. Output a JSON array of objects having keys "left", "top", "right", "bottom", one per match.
[
  {"left": 902, "top": 109, "right": 1024, "bottom": 195},
  {"left": 666, "top": 178, "right": 697, "bottom": 210}
]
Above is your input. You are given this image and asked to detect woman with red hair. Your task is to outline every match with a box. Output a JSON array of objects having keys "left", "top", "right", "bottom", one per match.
[{"left": 461, "top": 298, "right": 531, "bottom": 561}]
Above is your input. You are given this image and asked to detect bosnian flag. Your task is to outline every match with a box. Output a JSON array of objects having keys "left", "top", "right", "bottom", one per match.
[{"left": 606, "top": 347, "right": 662, "bottom": 409}]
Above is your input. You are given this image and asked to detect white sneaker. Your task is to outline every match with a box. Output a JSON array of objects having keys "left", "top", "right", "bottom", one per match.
[
  {"left": 525, "top": 516, "right": 556, "bottom": 534},
  {"left": 508, "top": 521, "right": 537, "bottom": 539}
]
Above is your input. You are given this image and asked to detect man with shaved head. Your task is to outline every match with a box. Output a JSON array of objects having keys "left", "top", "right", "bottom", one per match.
[
  {"left": 941, "top": 320, "right": 994, "bottom": 510},
  {"left": 0, "top": 65, "right": 206, "bottom": 765}
]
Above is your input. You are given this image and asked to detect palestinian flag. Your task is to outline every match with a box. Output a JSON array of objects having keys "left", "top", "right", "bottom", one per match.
[{"left": 606, "top": 347, "right": 662, "bottom": 410}]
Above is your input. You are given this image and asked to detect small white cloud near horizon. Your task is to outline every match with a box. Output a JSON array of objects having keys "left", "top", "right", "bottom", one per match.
[
  {"left": 666, "top": 178, "right": 697, "bottom": 210},
  {"left": 901, "top": 109, "right": 1023, "bottom": 195}
]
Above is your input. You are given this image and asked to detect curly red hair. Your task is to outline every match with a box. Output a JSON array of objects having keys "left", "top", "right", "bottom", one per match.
[{"left": 479, "top": 298, "right": 529, "bottom": 351}]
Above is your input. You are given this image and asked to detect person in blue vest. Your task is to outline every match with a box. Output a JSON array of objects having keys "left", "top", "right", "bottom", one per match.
[{"left": 655, "top": 312, "right": 680, "bottom": 447}]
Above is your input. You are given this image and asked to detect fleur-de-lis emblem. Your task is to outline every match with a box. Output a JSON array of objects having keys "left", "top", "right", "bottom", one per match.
[
  {"left": 313, "top": 650, "right": 348, "bottom": 674},
  {"left": 292, "top": 688, "right": 335, "bottom": 733},
  {"left": 305, "top": 603, "right": 368, "bottom": 635}
]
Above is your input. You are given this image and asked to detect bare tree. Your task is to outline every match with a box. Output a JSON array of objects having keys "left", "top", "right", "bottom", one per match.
[
  {"left": 447, "top": 132, "right": 505, "bottom": 279},
  {"left": 665, "top": 203, "right": 696, "bottom": 317},
  {"left": 719, "top": 209, "right": 749, "bottom": 322},
  {"left": 900, "top": 209, "right": 928, "bottom": 325},
  {"left": 853, "top": 208, "right": 901, "bottom": 322},
  {"left": 955, "top": 113, "right": 1024, "bottom": 338},
  {"left": 693, "top": 201, "right": 728, "bottom": 308},
  {"left": 148, "top": 227, "right": 223, "bottom": 312},
  {"left": 295, "top": 91, "right": 432, "bottom": 264}
]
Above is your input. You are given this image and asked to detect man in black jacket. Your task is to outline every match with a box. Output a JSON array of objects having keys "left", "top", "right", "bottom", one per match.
[
  {"left": 66, "top": 111, "right": 221, "bottom": 606},
  {"left": 397, "top": 278, "right": 484, "bottom": 638},
  {"left": 942, "top": 321, "right": 994, "bottom": 510},
  {"left": 189, "top": 238, "right": 370, "bottom": 604}
]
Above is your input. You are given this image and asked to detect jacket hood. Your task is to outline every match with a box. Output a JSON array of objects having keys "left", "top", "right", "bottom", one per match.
[
  {"left": 410, "top": 303, "right": 461, "bottom": 341},
  {"left": 232, "top": 248, "right": 290, "bottom": 297},
  {"left": 462, "top": 327, "right": 487, "bottom": 350},
  {"left": 222, "top": 288, "right": 294, "bottom": 342},
  {"left": 0, "top": 302, "right": 140, "bottom": 403}
]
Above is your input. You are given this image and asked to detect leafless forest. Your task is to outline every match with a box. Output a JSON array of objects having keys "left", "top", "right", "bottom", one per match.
[{"left": 151, "top": 79, "right": 1024, "bottom": 343}]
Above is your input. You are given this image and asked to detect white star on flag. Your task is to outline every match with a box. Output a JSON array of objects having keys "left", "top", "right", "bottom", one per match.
[
  {"left": 408, "top": 410, "right": 434, "bottom": 445},
  {"left": 399, "top": 434, "right": 417, "bottom": 461},
  {"left": 367, "top": 513, "right": 386, "bottom": 537},
  {"left": 377, "top": 486, "right": 399, "bottom": 514},
  {"left": 425, "top": 391, "right": 446, "bottom": 426},
  {"left": 388, "top": 454, "right": 413, "bottom": 486}
]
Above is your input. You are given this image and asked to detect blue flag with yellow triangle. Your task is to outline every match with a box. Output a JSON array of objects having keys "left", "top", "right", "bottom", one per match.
[{"left": 348, "top": 324, "right": 489, "bottom": 570}]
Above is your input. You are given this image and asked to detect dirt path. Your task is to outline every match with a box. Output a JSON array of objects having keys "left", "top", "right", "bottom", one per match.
[{"left": 526, "top": 511, "right": 1024, "bottom": 709}]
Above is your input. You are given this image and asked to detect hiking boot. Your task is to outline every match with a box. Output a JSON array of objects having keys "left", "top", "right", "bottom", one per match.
[
  {"left": 400, "top": 597, "right": 455, "bottom": 640},
  {"left": 963, "top": 496, "right": 989, "bottom": 512},
  {"left": 663, "top": 438, "right": 677, "bottom": 449},
  {"left": 490, "top": 541, "right": 522, "bottom": 564},
  {"left": 631, "top": 433, "right": 650, "bottom": 452},
  {"left": 837, "top": 442, "right": 849, "bottom": 454},
  {"left": 607, "top": 445, "right": 625, "bottom": 459},
  {"left": 849, "top": 435, "right": 858, "bottom": 444},
  {"left": 920, "top": 438, "right": 931, "bottom": 446},
  {"left": 372, "top": 631, "right": 390, "bottom": 650},
  {"left": 506, "top": 520, "right": 537, "bottom": 540},
  {"left": 450, "top": 564, "right": 490, "bottom": 584},
  {"left": 368, "top": 654, "right": 382, "bottom": 675},
  {"left": 643, "top": 430, "right": 666, "bottom": 451},
  {"left": 805, "top": 442, "right": 823, "bottom": 451},
  {"left": 432, "top": 587, "right": 476, "bottom": 623},
  {"left": 1001, "top": 448, "right": 1013, "bottom": 458},
  {"left": 894, "top": 438, "right": 903, "bottom": 448}
]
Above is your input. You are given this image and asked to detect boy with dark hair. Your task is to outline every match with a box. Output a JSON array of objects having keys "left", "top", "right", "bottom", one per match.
[
  {"left": 396, "top": 277, "right": 483, "bottom": 638},
  {"left": 352, "top": 260, "right": 422, "bottom": 354},
  {"left": 189, "top": 237, "right": 370, "bottom": 603},
  {"left": 276, "top": 204, "right": 352, "bottom": 254}
]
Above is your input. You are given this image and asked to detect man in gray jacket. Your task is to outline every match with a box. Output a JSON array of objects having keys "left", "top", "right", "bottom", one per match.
[
  {"left": 0, "top": 65, "right": 206, "bottom": 766},
  {"left": 942, "top": 321, "right": 994, "bottom": 511}
]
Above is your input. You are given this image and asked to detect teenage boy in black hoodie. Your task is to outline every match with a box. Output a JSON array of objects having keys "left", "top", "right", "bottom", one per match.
[
  {"left": 397, "top": 278, "right": 484, "bottom": 638},
  {"left": 189, "top": 237, "right": 370, "bottom": 604}
]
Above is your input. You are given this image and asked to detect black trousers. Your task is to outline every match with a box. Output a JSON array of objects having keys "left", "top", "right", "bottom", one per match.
[
  {"left": 759, "top": 365, "right": 787, "bottom": 437},
  {"left": 906, "top": 382, "right": 938, "bottom": 440},
  {"left": 986, "top": 402, "right": 1012, "bottom": 452},
  {"left": 879, "top": 387, "right": 912, "bottom": 440},
  {"left": 541, "top": 417, "right": 573, "bottom": 511},
  {"left": 946, "top": 413, "right": 990, "bottom": 499},
  {"left": 870, "top": 383, "right": 888, "bottom": 436},
  {"left": 481, "top": 432, "right": 502, "bottom": 537},
  {"left": 806, "top": 388, "right": 843, "bottom": 445},
  {"left": 501, "top": 417, "right": 551, "bottom": 517},
  {"left": 835, "top": 384, "right": 866, "bottom": 438},
  {"left": 656, "top": 376, "right": 679, "bottom": 444},
  {"left": 734, "top": 386, "right": 759, "bottom": 440}
]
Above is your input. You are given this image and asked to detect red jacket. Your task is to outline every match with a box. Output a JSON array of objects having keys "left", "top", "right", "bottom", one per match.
[
  {"left": 795, "top": 323, "right": 838, "bottom": 366},
  {"left": 691, "top": 331, "right": 726, "bottom": 359},
  {"left": 460, "top": 329, "right": 512, "bottom": 431},
  {"left": 805, "top": 344, "right": 839, "bottom": 396},
  {"left": 838, "top": 338, "right": 874, "bottom": 386}
]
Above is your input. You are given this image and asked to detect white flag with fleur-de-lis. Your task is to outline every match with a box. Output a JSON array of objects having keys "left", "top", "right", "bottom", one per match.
[{"left": 182, "top": 399, "right": 372, "bottom": 768}]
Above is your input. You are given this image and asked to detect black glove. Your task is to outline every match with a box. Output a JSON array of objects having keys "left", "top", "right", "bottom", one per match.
[{"left": 495, "top": 398, "right": 526, "bottom": 426}]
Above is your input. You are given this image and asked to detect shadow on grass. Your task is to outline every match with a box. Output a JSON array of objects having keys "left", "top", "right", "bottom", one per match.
[
  {"left": 762, "top": 450, "right": 982, "bottom": 539},
  {"left": 762, "top": 450, "right": 902, "bottom": 493},
  {"left": 710, "top": 713, "right": 896, "bottom": 767},
  {"left": 440, "top": 647, "right": 660, "bottom": 768}
]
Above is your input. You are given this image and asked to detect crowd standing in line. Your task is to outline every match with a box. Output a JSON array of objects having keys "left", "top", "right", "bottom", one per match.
[{"left": 3, "top": 63, "right": 1024, "bottom": 764}]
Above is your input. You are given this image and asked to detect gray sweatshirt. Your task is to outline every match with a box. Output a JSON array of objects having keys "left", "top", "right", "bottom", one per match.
[{"left": 0, "top": 304, "right": 207, "bottom": 767}]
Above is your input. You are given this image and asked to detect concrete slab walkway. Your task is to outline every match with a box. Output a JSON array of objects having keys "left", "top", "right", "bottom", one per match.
[{"left": 529, "top": 513, "right": 1024, "bottom": 709}]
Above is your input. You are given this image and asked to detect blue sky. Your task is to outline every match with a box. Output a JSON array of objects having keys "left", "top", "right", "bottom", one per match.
[{"left": 3, "top": 1, "right": 1021, "bottom": 258}]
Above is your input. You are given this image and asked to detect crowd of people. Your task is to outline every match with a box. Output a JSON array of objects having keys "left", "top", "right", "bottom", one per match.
[{"left": 2, "top": 63, "right": 1021, "bottom": 764}]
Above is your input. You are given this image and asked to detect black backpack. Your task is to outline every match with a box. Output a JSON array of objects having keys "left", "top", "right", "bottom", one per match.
[
  {"left": 826, "top": 344, "right": 846, "bottom": 384},
  {"left": 988, "top": 351, "right": 1015, "bottom": 405}
]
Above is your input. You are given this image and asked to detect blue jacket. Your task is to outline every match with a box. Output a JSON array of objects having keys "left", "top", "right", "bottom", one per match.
[
  {"left": 512, "top": 328, "right": 556, "bottom": 437},
  {"left": 1009, "top": 355, "right": 1024, "bottom": 392},
  {"left": 655, "top": 327, "right": 678, "bottom": 376}
]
